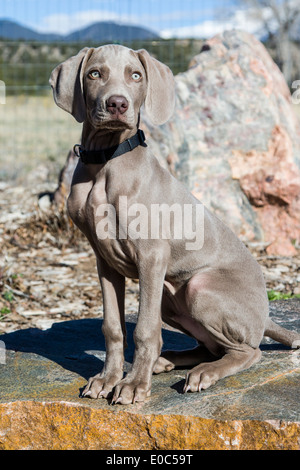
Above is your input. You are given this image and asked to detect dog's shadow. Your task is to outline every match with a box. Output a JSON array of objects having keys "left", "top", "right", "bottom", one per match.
[
  {"left": 1, "top": 313, "right": 289, "bottom": 398},
  {"left": 1, "top": 315, "right": 198, "bottom": 383}
]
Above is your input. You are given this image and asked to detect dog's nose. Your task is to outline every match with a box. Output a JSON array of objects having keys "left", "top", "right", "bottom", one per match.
[{"left": 106, "top": 95, "right": 129, "bottom": 115}]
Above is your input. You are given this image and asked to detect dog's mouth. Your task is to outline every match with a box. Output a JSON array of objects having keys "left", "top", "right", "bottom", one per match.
[
  {"left": 107, "top": 113, "right": 128, "bottom": 124},
  {"left": 89, "top": 108, "right": 133, "bottom": 130},
  {"left": 91, "top": 115, "right": 134, "bottom": 131},
  {"left": 100, "top": 119, "right": 132, "bottom": 131}
]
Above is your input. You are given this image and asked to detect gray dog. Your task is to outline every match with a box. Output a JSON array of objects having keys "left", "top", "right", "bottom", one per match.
[{"left": 50, "top": 45, "right": 300, "bottom": 405}]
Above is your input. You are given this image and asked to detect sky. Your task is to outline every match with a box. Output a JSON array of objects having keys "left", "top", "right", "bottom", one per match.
[{"left": 0, "top": 0, "right": 266, "bottom": 39}]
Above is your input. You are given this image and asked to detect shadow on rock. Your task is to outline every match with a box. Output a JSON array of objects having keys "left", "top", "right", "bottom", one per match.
[
  {"left": 1, "top": 315, "right": 198, "bottom": 381},
  {"left": 2, "top": 301, "right": 297, "bottom": 382}
]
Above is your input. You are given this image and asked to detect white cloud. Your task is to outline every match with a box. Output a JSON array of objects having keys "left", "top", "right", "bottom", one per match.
[
  {"left": 160, "top": 7, "right": 269, "bottom": 39},
  {"left": 36, "top": 5, "right": 276, "bottom": 40},
  {"left": 36, "top": 10, "right": 137, "bottom": 35}
]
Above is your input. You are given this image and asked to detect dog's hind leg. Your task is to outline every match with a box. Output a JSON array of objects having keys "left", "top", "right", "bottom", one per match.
[
  {"left": 184, "top": 345, "right": 261, "bottom": 392},
  {"left": 264, "top": 318, "right": 300, "bottom": 349}
]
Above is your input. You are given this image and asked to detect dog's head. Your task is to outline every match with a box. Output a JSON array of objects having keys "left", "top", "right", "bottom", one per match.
[{"left": 49, "top": 44, "right": 175, "bottom": 129}]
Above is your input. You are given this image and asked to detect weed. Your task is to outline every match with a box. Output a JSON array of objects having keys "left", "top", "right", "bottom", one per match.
[
  {"left": 0, "top": 307, "right": 11, "bottom": 318},
  {"left": 268, "top": 290, "right": 300, "bottom": 301},
  {"left": 2, "top": 290, "right": 14, "bottom": 302}
]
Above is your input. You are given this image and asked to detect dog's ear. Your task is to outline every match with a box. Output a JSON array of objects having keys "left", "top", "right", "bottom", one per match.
[
  {"left": 137, "top": 49, "right": 175, "bottom": 126},
  {"left": 49, "top": 47, "right": 94, "bottom": 123}
]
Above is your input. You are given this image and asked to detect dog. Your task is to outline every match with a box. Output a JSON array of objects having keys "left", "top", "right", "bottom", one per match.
[{"left": 50, "top": 44, "right": 300, "bottom": 404}]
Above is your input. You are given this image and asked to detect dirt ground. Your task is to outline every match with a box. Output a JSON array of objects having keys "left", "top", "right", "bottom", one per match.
[{"left": 1, "top": 175, "right": 299, "bottom": 335}]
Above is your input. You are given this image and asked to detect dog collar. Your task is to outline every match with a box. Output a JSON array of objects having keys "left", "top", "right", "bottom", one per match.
[{"left": 73, "top": 129, "right": 146, "bottom": 165}]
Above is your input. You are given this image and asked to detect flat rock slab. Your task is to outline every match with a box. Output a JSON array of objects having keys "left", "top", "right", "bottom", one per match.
[{"left": 0, "top": 300, "right": 299, "bottom": 450}]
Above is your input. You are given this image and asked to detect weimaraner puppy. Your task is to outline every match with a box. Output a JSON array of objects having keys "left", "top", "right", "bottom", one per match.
[{"left": 50, "top": 45, "right": 300, "bottom": 404}]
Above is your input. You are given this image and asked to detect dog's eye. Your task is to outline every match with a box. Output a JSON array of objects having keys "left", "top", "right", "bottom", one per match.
[
  {"left": 132, "top": 72, "right": 141, "bottom": 81},
  {"left": 89, "top": 70, "right": 101, "bottom": 79}
]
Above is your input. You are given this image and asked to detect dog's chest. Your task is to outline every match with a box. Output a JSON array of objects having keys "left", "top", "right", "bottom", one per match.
[
  {"left": 68, "top": 176, "right": 106, "bottom": 228},
  {"left": 69, "top": 177, "right": 138, "bottom": 277}
]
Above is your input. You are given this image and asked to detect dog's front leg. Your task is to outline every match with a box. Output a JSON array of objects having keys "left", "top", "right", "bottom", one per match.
[
  {"left": 82, "top": 257, "right": 126, "bottom": 399},
  {"left": 112, "top": 252, "right": 167, "bottom": 405}
]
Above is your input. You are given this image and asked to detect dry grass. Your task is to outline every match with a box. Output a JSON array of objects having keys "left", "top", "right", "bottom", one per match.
[
  {"left": 1, "top": 94, "right": 300, "bottom": 183},
  {"left": 0, "top": 93, "right": 81, "bottom": 180}
]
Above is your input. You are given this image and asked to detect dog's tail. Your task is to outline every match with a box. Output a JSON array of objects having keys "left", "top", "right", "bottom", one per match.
[{"left": 264, "top": 318, "right": 300, "bottom": 348}]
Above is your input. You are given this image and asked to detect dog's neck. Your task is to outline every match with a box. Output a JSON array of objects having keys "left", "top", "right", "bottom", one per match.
[{"left": 81, "top": 121, "right": 137, "bottom": 151}]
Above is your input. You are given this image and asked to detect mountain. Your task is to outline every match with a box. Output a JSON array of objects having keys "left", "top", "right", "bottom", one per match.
[
  {"left": 65, "top": 21, "right": 159, "bottom": 42},
  {"left": 0, "top": 19, "right": 62, "bottom": 41},
  {"left": 0, "top": 18, "right": 159, "bottom": 42}
]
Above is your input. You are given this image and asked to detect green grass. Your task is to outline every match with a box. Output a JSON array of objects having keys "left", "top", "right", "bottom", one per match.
[
  {"left": 0, "top": 307, "right": 10, "bottom": 317},
  {"left": 267, "top": 290, "right": 300, "bottom": 301}
]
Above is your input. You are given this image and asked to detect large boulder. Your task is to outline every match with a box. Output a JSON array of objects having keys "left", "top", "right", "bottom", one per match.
[
  {"left": 54, "top": 30, "right": 300, "bottom": 255},
  {"left": 141, "top": 29, "right": 300, "bottom": 255},
  {"left": 1, "top": 302, "right": 300, "bottom": 449}
]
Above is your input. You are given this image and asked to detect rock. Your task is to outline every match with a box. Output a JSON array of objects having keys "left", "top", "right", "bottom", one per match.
[
  {"left": 38, "top": 194, "right": 52, "bottom": 212},
  {"left": 53, "top": 30, "right": 300, "bottom": 256},
  {"left": 0, "top": 302, "right": 299, "bottom": 450},
  {"left": 19, "top": 309, "right": 48, "bottom": 317},
  {"left": 0, "top": 182, "right": 8, "bottom": 191},
  {"left": 146, "top": 29, "right": 300, "bottom": 256}
]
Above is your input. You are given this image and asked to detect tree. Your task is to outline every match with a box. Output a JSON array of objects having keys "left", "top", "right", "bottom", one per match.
[{"left": 240, "top": 0, "right": 300, "bottom": 85}]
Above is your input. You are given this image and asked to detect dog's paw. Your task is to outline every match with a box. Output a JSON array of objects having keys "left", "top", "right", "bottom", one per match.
[
  {"left": 82, "top": 372, "right": 122, "bottom": 399},
  {"left": 153, "top": 356, "right": 175, "bottom": 374},
  {"left": 183, "top": 363, "right": 219, "bottom": 393},
  {"left": 111, "top": 378, "right": 151, "bottom": 405}
]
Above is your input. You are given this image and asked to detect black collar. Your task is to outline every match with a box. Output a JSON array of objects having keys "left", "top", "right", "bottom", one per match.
[{"left": 73, "top": 129, "right": 146, "bottom": 165}]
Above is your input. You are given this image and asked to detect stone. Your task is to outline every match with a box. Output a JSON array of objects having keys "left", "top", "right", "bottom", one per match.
[
  {"left": 0, "top": 301, "right": 299, "bottom": 450},
  {"left": 53, "top": 30, "right": 300, "bottom": 256},
  {"left": 38, "top": 194, "right": 52, "bottom": 212},
  {"left": 144, "top": 29, "right": 300, "bottom": 256}
]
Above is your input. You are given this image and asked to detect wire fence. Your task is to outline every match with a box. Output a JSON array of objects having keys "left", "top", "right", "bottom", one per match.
[
  {"left": 0, "top": 1, "right": 300, "bottom": 179},
  {"left": 0, "top": 38, "right": 203, "bottom": 96},
  {"left": 0, "top": 0, "right": 215, "bottom": 96},
  {"left": 0, "top": 39, "right": 203, "bottom": 180},
  {"left": 0, "top": 1, "right": 209, "bottom": 178}
]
